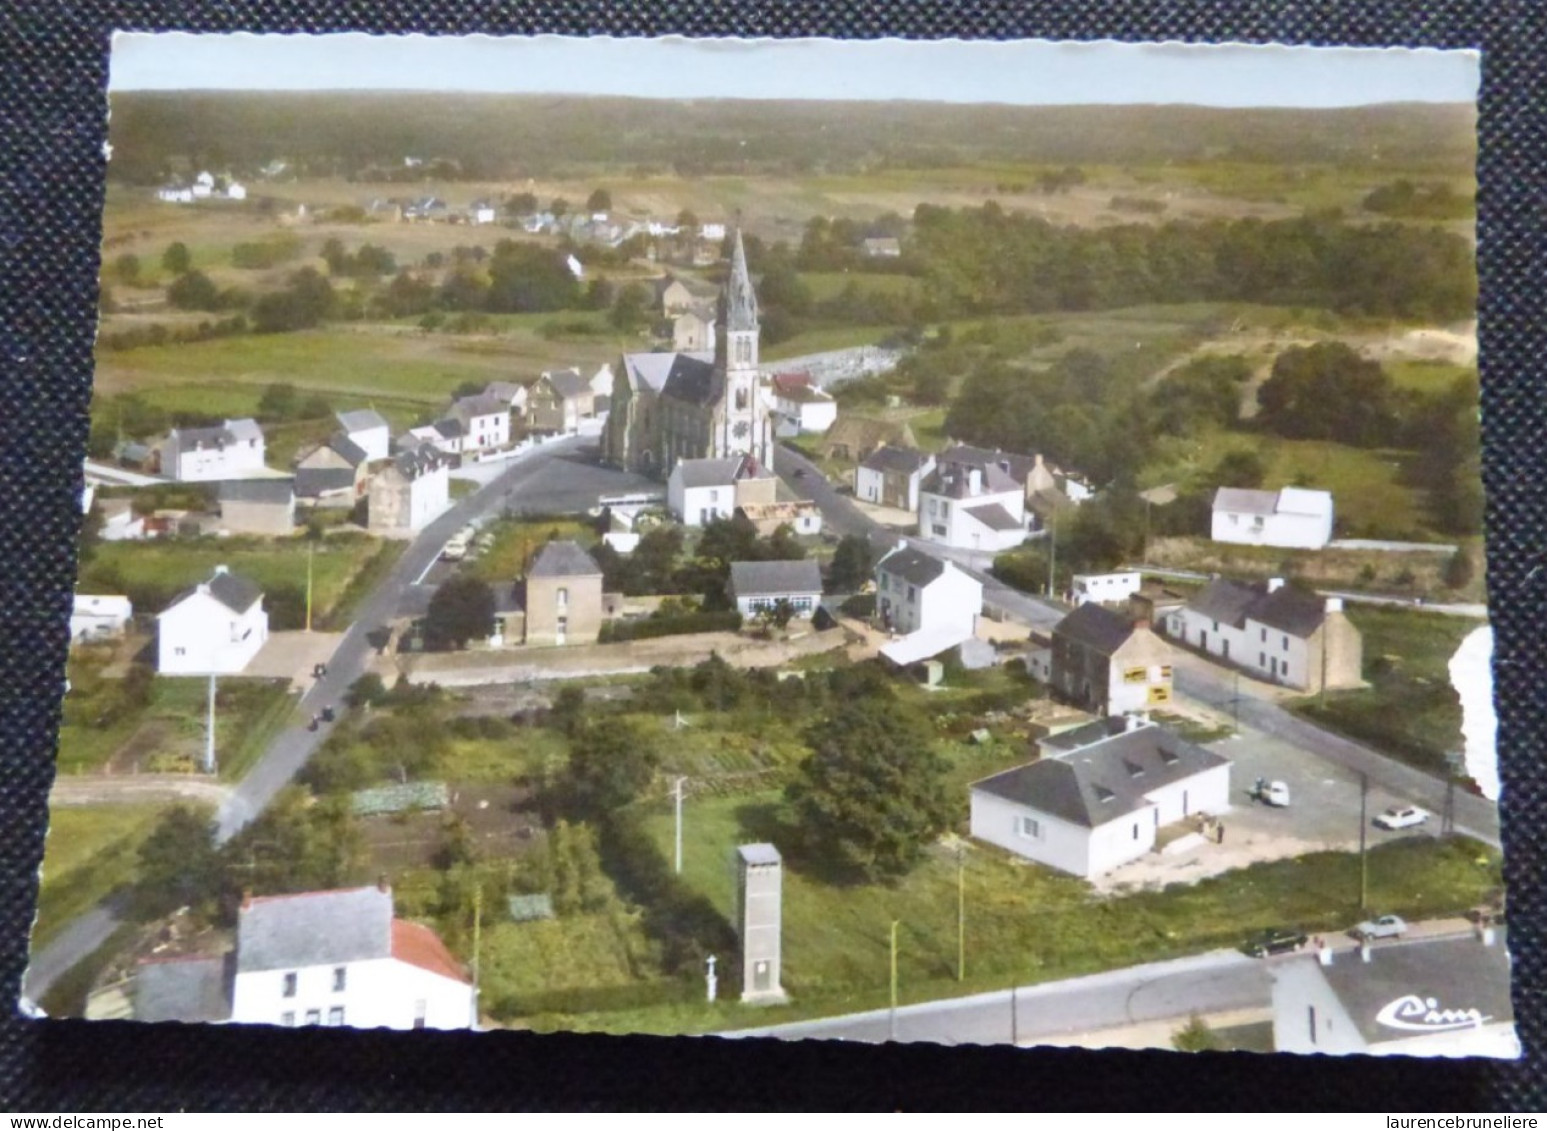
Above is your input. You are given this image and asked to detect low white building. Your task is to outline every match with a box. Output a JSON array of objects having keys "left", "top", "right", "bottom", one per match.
[
  {"left": 1272, "top": 930, "right": 1517, "bottom": 1059},
  {"left": 1070, "top": 572, "right": 1142, "bottom": 607},
  {"left": 969, "top": 718, "right": 1231, "bottom": 879},
  {"left": 766, "top": 372, "right": 838, "bottom": 436},
  {"left": 405, "top": 421, "right": 463, "bottom": 459},
  {"left": 134, "top": 884, "right": 475, "bottom": 1031},
  {"left": 1166, "top": 577, "right": 1363, "bottom": 694},
  {"left": 917, "top": 456, "right": 1029, "bottom": 553},
  {"left": 225, "top": 182, "right": 247, "bottom": 201},
  {"left": 667, "top": 455, "right": 776, "bottom": 527},
  {"left": 160, "top": 419, "right": 267, "bottom": 483},
  {"left": 70, "top": 595, "right": 133, "bottom": 644},
  {"left": 156, "top": 565, "right": 268, "bottom": 675},
  {"left": 856, "top": 447, "right": 936, "bottom": 512},
  {"left": 335, "top": 408, "right": 391, "bottom": 463},
  {"left": 369, "top": 445, "right": 450, "bottom": 533},
  {"left": 728, "top": 560, "right": 823, "bottom": 619},
  {"left": 98, "top": 498, "right": 146, "bottom": 542},
  {"left": 1211, "top": 486, "right": 1334, "bottom": 549},
  {"left": 449, "top": 394, "right": 511, "bottom": 454},
  {"left": 874, "top": 544, "right": 982, "bottom": 638}
]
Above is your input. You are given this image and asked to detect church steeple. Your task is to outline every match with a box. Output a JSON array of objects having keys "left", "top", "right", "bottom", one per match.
[{"left": 725, "top": 228, "right": 758, "bottom": 333}]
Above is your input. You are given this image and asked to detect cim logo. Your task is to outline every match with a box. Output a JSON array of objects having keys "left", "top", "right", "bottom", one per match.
[{"left": 1374, "top": 994, "right": 1490, "bottom": 1033}]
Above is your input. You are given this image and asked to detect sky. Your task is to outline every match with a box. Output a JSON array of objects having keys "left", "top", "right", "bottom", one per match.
[{"left": 110, "top": 34, "right": 1480, "bottom": 108}]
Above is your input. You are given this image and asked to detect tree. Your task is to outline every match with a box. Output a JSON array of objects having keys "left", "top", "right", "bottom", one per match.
[
  {"left": 161, "top": 241, "right": 192, "bottom": 276},
  {"left": 826, "top": 534, "right": 875, "bottom": 594},
  {"left": 424, "top": 577, "right": 495, "bottom": 650},
  {"left": 1172, "top": 1013, "right": 1224, "bottom": 1052},
  {"left": 133, "top": 805, "right": 221, "bottom": 919},
  {"left": 566, "top": 718, "right": 660, "bottom": 815},
  {"left": 343, "top": 672, "right": 387, "bottom": 709},
  {"left": 608, "top": 282, "right": 650, "bottom": 332},
  {"left": 111, "top": 253, "right": 141, "bottom": 286},
  {"left": 1211, "top": 449, "right": 1268, "bottom": 490},
  {"left": 166, "top": 269, "right": 221, "bottom": 312},
  {"left": 257, "top": 382, "right": 299, "bottom": 421},
  {"left": 548, "top": 684, "right": 587, "bottom": 738},
  {"left": 586, "top": 187, "right": 612, "bottom": 214},
  {"left": 1444, "top": 549, "right": 1475, "bottom": 591},
  {"left": 1257, "top": 342, "right": 1399, "bottom": 447},
  {"left": 504, "top": 191, "right": 538, "bottom": 218},
  {"left": 550, "top": 197, "right": 569, "bottom": 220},
  {"left": 786, "top": 698, "right": 953, "bottom": 879}
]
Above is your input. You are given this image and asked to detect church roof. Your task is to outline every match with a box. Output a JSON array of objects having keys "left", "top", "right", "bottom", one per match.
[
  {"left": 661, "top": 353, "right": 723, "bottom": 407},
  {"left": 722, "top": 229, "right": 759, "bottom": 333},
  {"left": 623, "top": 350, "right": 712, "bottom": 394}
]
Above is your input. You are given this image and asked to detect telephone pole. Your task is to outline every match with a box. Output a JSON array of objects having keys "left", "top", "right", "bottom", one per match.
[
  {"left": 956, "top": 848, "right": 966, "bottom": 983},
  {"left": 889, "top": 919, "right": 900, "bottom": 1041},
  {"left": 305, "top": 540, "right": 315, "bottom": 633},
  {"left": 203, "top": 672, "right": 217, "bottom": 774},
  {"left": 1358, "top": 772, "right": 1369, "bottom": 912},
  {"left": 673, "top": 776, "right": 687, "bottom": 875}
]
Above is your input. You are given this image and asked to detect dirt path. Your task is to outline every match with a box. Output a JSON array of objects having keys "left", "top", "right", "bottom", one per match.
[{"left": 50, "top": 774, "right": 232, "bottom": 808}]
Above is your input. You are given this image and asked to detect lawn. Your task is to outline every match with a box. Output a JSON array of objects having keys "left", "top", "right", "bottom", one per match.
[
  {"left": 801, "top": 271, "right": 922, "bottom": 303},
  {"left": 1292, "top": 606, "right": 1486, "bottom": 777},
  {"left": 466, "top": 518, "right": 598, "bottom": 582},
  {"left": 32, "top": 805, "right": 179, "bottom": 947},
  {"left": 77, "top": 534, "right": 386, "bottom": 630},
  {"left": 1385, "top": 359, "right": 1478, "bottom": 394}
]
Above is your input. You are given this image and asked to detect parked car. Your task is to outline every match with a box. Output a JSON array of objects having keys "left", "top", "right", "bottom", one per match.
[
  {"left": 1250, "top": 777, "right": 1291, "bottom": 807},
  {"left": 1353, "top": 914, "right": 1408, "bottom": 940},
  {"left": 1374, "top": 805, "right": 1430, "bottom": 830},
  {"left": 1242, "top": 928, "right": 1309, "bottom": 958}
]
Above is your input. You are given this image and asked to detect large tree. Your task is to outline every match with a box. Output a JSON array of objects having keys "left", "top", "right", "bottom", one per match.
[
  {"left": 424, "top": 577, "right": 495, "bottom": 650},
  {"left": 133, "top": 805, "right": 222, "bottom": 919},
  {"left": 826, "top": 534, "right": 875, "bottom": 594},
  {"left": 566, "top": 717, "right": 661, "bottom": 815},
  {"left": 1256, "top": 342, "right": 1399, "bottom": 447},
  {"left": 786, "top": 698, "right": 952, "bottom": 880}
]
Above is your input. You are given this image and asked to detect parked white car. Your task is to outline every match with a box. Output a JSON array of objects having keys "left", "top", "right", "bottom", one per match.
[
  {"left": 1354, "top": 914, "right": 1408, "bottom": 940},
  {"left": 1373, "top": 805, "right": 1430, "bottom": 831}
]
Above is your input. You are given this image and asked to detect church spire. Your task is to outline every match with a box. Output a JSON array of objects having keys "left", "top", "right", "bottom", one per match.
[{"left": 725, "top": 228, "right": 758, "bottom": 333}]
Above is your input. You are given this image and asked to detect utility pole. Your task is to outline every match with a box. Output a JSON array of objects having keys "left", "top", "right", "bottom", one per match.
[
  {"left": 1010, "top": 982, "right": 1020, "bottom": 1046},
  {"left": 1232, "top": 669, "right": 1240, "bottom": 734},
  {"left": 305, "top": 539, "right": 315, "bottom": 633},
  {"left": 1358, "top": 772, "right": 1369, "bottom": 912},
  {"left": 889, "top": 919, "right": 900, "bottom": 1041},
  {"left": 1046, "top": 510, "right": 1057, "bottom": 599},
  {"left": 673, "top": 776, "right": 687, "bottom": 875},
  {"left": 203, "top": 672, "right": 217, "bottom": 775},
  {"left": 956, "top": 848, "right": 966, "bottom": 983}
]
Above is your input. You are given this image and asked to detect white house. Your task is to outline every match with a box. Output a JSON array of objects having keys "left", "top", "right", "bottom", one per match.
[
  {"left": 874, "top": 544, "right": 983, "bottom": 638},
  {"left": 225, "top": 181, "right": 248, "bottom": 201},
  {"left": 368, "top": 445, "right": 450, "bottom": 533},
  {"left": 587, "top": 363, "right": 615, "bottom": 403},
  {"left": 405, "top": 421, "right": 463, "bottom": 459},
  {"left": 856, "top": 447, "right": 936, "bottom": 512},
  {"left": 192, "top": 171, "right": 215, "bottom": 198},
  {"left": 1070, "top": 572, "right": 1142, "bottom": 607},
  {"left": 766, "top": 372, "right": 838, "bottom": 436},
  {"left": 1272, "top": 930, "right": 1517, "bottom": 1059},
  {"left": 1211, "top": 486, "right": 1334, "bottom": 549},
  {"left": 160, "top": 419, "right": 267, "bottom": 483},
  {"left": 156, "top": 185, "right": 194, "bottom": 204},
  {"left": 134, "top": 884, "right": 475, "bottom": 1031},
  {"left": 470, "top": 201, "right": 497, "bottom": 225},
  {"left": 335, "top": 408, "right": 391, "bottom": 463},
  {"left": 728, "top": 560, "right": 824, "bottom": 619},
  {"left": 917, "top": 454, "right": 1029, "bottom": 553},
  {"left": 1165, "top": 577, "right": 1363, "bottom": 693},
  {"left": 667, "top": 455, "right": 777, "bottom": 527},
  {"left": 969, "top": 717, "right": 1231, "bottom": 879},
  {"left": 449, "top": 394, "right": 511, "bottom": 454},
  {"left": 97, "top": 498, "right": 146, "bottom": 542},
  {"left": 70, "top": 595, "right": 133, "bottom": 644},
  {"left": 156, "top": 565, "right": 269, "bottom": 675}
]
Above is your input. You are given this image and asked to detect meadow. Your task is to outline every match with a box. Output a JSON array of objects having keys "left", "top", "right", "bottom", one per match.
[{"left": 32, "top": 807, "right": 177, "bottom": 947}]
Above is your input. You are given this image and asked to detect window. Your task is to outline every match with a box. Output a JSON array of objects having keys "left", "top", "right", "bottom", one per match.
[
  {"left": 556, "top": 587, "right": 569, "bottom": 608},
  {"left": 327, "top": 1007, "right": 345, "bottom": 1027},
  {"left": 414, "top": 1001, "right": 428, "bottom": 1030},
  {"left": 1133, "top": 823, "right": 1141, "bottom": 840},
  {"left": 1308, "top": 1006, "right": 1317, "bottom": 1046},
  {"left": 1159, "top": 665, "right": 1172, "bottom": 679},
  {"left": 735, "top": 389, "right": 748, "bottom": 410},
  {"left": 709, "top": 489, "right": 719, "bottom": 502},
  {"left": 1122, "top": 666, "right": 1148, "bottom": 684},
  {"left": 1212, "top": 620, "right": 1219, "bottom": 632},
  {"left": 281, "top": 1011, "right": 296, "bottom": 1027},
  {"left": 282, "top": 972, "right": 297, "bottom": 998},
  {"left": 907, "top": 585, "right": 916, "bottom": 603},
  {"left": 305, "top": 1009, "right": 321, "bottom": 1026},
  {"left": 174, "top": 647, "right": 186, "bottom": 657},
  {"left": 1259, "top": 652, "right": 1266, "bottom": 667},
  {"left": 1261, "top": 628, "right": 1267, "bottom": 642},
  {"left": 1016, "top": 815, "right": 1041, "bottom": 840},
  {"left": 1283, "top": 635, "right": 1290, "bottom": 651},
  {"left": 332, "top": 967, "right": 346, "bottom": 993},
  {"left": 879, "top": 574, "right": 889, "bottom": 591}
]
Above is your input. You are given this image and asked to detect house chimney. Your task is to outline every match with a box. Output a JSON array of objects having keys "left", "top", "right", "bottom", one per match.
[
  {"left": 1266, "top": 577, "right": 1285, "bottom": 593},
  {"left": 968, "top": 467, "right": 982, "bottom": 494}
]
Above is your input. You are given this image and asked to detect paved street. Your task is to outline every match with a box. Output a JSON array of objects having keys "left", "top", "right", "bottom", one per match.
[{"left": 727, "top": 949, "right": 1271, "bottom": 1047}]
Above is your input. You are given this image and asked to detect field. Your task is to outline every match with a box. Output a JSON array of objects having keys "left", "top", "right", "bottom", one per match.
[
  {"left": 466, "top": 518, "right": 598, "bottom": 583},
  {"left": 1293, "top": 605, "right": 1486, "bottom": 777},
  {"left": 32, "top": 806, "right": 178, "bottom": 946}
]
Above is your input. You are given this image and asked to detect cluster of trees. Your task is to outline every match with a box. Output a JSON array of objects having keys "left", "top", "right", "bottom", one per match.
[
  {"left": 795, "top": 214, "right": 912, "bottom": 273},
  {"left": 1362, "top": 180, "right": 1474, "bottom": 221},
  {"left": 908, "top": 203, "right": 1475, "bottom": 322},
  {"left": 321, "top": 238, "right": 397, "bottom": 278},
  {"left": 590, "top": 516, "right": 813, "bottom": 608}
]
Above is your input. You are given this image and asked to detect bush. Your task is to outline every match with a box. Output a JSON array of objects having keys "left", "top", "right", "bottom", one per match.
[
  {"left": 343, "top": 673, "right": 387, "bottom": 710},
  {"left": 598, "top": 609, "right": 742, "bottom": 643},
  {"left": 839, "top": 593, "right": 876, "bottom": 619}
]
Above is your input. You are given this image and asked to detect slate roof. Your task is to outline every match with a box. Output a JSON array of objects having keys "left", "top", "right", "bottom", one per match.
[
  {"left": 528, "top": 540, "right": 602, "bottom": 579},
  {"left": 622, "top": 350, "right": 713, "bottom": 394},
  {"left": 1316, "top": 931, "right": 1514, "bottom": 1046},
  {"left": 1053, "top": 602, "right": 1138, "bottom": 656},
  {"left": 173, "top": 424, "right": 237, "bottom": 449},
  {"left": 876, "top": 545, "right": 947, "bottom": 588},
  {"left": 724, "top": 230, "right": 759, "bottom": 332},
  {"left": 219, "top": 477, "right": 295, "bottom": 506},
  {"left": 674, "top": 457, "right": 746, "bottom": 489},
  {"left": 134, "top": 955, "right": 233, "bottom": 1024},
  {"left": 483, "top": 380, "right": 527, "bottom": 404},
  {"left": 1186, "top": 579, "right": 1328, "bottom": 638},
  {"left": 660, "top": 353, "right": 722, "bottom": 406},
  {"left": 730, "top": 559, "right": 823, "bottom": 598},
  {"left": 163, "top": 567, "right": 261, "bottom": 617},
  {"left": 738, "top": 843, "right": 782, "bottom": 867},
  {"left": 861, "top": 445, "right": 932, "bottom": 475},
  {"left": 965, "top": 502, "right": 1023, "bottom": 531},
  {"left": 543, "top": 368, "right": 591, "bottom": 400},
  {"left": 433, "top": 418, "right": 464, "bottom": 440},
  {"left": 236, "top": 886, "right": 394, "bottom": 974},
  {"left": 938, "top": 444, "right": 1039, "bottom": 484},
  {"left": 296, "top": 434, "right": 367, "bottom": 469},
  {"left": 388, "top": 444, "right": 444, "bottom": 480},
  {"left": 923, "top": 459, "right": 1020, "bottom": 499},
  {"left": 225, "top": 418, "right": 264, "bottom": 445},
  {"left": 336, "top": 408, "right": 389, "bottom": 434},
  {"left": 453, "top": 393, "right": 508, "bottom": 420},
  {"left": 1212, "top": 486, "right": 1280, "bottom": 515},
  {"left": 972, "top": 723, "right": 1229, "bottom": 829},
  {"left": 294, "top": 466, "right": 359, "bottom": 498}
]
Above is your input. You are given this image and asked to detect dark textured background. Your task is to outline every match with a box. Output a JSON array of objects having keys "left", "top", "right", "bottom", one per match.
[{"left": 1, "top": 1, "right": 1540, "bottom": 1112}]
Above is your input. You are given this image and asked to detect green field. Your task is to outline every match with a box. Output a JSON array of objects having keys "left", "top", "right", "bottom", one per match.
[
  {"left": 1385, "top": 359, "right": 1478, "bottom": 394},
  {"left": 467, "top": 518, "right": 598, "bottom": 583},
  {"left": 32, "top": 806, "right": 177, "bottom": 946},
  {"left": 763, "top": 323, "right": 900, "bottom": 361},
  {"left": 801, "top": 271, "right": 921, "bottom": 303},
  {"left": 1294, "top": 606, "right": 1485, "bottom": 777}
]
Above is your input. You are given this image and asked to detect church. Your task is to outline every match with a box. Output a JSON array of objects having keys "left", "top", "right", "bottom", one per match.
[{"left": 603, "top": 231, "right": 776, "bottom": 477}]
